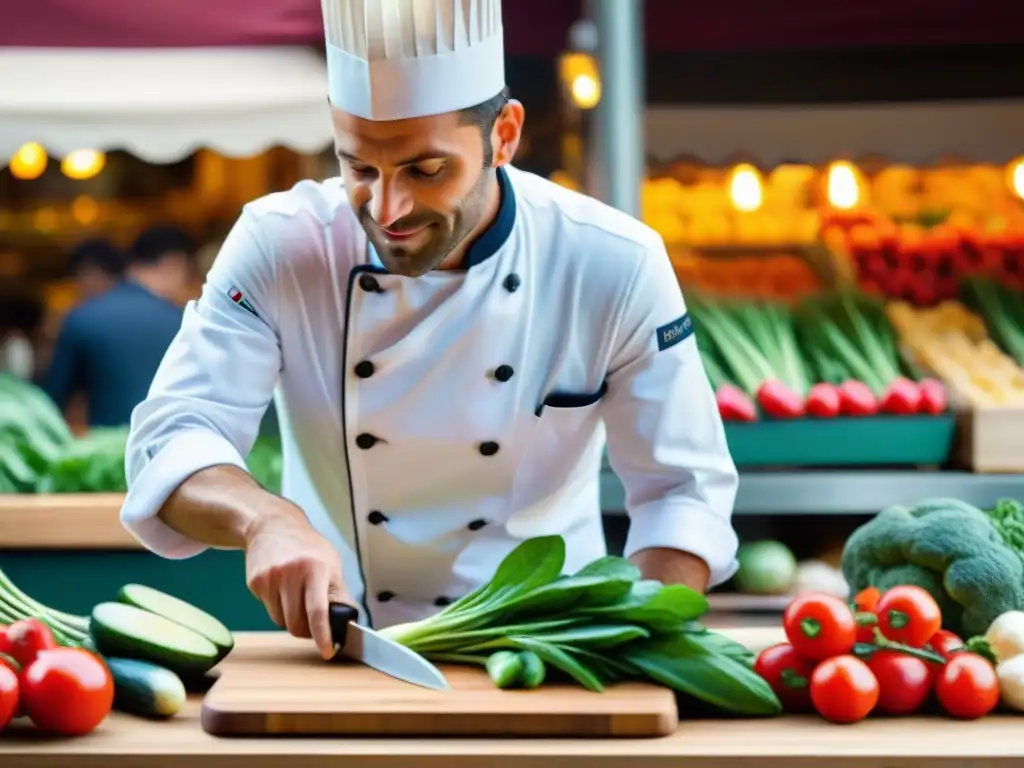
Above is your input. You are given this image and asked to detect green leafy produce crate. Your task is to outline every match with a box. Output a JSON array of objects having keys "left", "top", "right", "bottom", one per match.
[{"left": 724, "top": 415, "right": 957, "bottom": 468}]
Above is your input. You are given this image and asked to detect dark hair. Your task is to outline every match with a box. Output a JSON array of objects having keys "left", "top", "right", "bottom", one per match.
[
  {"left": 458, "top": 86, "right": 510, "bottom": 166},
  {"left": 130, "top": 225, "right": 193, "bottom": 266},
  {"left": 69, "top": 238, "right": 126, "bottom": 278}
]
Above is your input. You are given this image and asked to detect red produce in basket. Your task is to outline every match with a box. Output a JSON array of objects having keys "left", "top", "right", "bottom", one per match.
[
  {"left": 879, "top": 377, "right": 923, "bottom": 415},
  {"left": 917, "top": 378, "right": 947, "bottom": 414},
  {"left": 756, "top": 380, "right": 805, "bottom": 419},
  {"left": 838, "top": 380, "right": 878, "bottom": 416},
  {"left": 715, "top": 385, "right": 758, "bottom": 422},
  {"left": 804, "top": 382, "right": 842, "bottom": 418}
]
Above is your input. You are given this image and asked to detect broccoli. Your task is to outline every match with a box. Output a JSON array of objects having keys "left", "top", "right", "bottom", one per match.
[{"left": 841, "top": 498, "right": 1024, "bottom": 638}]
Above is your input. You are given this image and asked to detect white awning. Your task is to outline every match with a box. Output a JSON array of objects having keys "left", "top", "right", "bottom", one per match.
[
  {"left": 0, "top": 46, "right": 333, "bottom": 164},
  {"left": 645, "top": 99, "right": 1024, "bottom": 167}
]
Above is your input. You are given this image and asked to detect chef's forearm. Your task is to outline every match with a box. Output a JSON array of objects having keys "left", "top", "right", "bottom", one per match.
[
  {"left": 157, "top": 465, "right": 300, "bottom": 549},
  {"left": 629, "top": 547, "right": 711, "bottom": 594}
]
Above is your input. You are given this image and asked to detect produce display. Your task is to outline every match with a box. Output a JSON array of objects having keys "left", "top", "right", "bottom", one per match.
[
  {"left": 886, "top": 279, "right": 1024, "bottom": 408},
  {"left": 0, "top": 374, "right": 283, "bottom": 493},
  {"left": 732, "top": 540, "right": 849, "bottom": 599},
  {"left": 754, "top": 584, "right": 1021, "bottom": 723},
  {"left": 690, "top": 290, "right": 948, "bottom": 421},
  {"left": 841, "top": 497, "right": 1024, "bottom": 637},
  {"left": 378, "top": 534, "right": 783, "bottom": 715},
  {"left": 0, "top": 563, "right": 234, "bottom": 736},
  {"left": 823, "top": 211, "right": 1024, "bottom": 302}
]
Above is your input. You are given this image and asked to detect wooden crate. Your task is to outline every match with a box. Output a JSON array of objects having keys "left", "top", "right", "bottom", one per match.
[{"left": 954, "top": 404, "right": 1024, "bottom": 473}]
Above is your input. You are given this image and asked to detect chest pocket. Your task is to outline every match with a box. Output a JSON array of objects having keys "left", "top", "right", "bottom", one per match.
[{"left": 507, "top": 380, "right": 608, "bottom": 528}]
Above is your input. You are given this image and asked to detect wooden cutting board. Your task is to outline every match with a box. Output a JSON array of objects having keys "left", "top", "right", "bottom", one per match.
[{"left": 200, "top": 635, "right": 678, "bottom": 738}]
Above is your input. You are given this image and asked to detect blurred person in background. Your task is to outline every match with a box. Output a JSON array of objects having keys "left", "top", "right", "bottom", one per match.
[
  {"left": 69, "top": 238, "right": 126, "bottom": 302},
  {"left": 40, "top": 225, "right": 194, "bottom": 428},
  {"left": 0, "top": 296, "right": 44, "bottom": 380}
]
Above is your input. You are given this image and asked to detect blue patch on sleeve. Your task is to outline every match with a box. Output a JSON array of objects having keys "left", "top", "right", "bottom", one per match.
[{"left": 656, "top": 312, "right": 694, "bottom": 351}]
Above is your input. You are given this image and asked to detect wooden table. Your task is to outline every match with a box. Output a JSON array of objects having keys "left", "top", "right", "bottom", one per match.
[{"left": 1, "top": 629, "right": 1023, "bottom": 767}]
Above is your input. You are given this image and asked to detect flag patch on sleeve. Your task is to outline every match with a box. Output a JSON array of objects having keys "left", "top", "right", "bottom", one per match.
[
  {"left": 656, "top": 312, "right": 694, "bottom": 351},
  {"left": 227, "top": 287, "right": 259, "bottom": 318}
]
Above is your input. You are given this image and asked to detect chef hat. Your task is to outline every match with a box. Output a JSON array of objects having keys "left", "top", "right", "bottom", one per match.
[{"left": 321, "top": 0, "right": 506, "bottom": 122}]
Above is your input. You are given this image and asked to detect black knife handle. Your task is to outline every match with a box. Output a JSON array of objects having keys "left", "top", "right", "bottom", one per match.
[{"left": 328, "top": 602, "right": 359, "bottom": 647}]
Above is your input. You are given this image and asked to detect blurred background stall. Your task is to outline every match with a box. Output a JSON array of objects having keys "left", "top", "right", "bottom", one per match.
[{"left": 2, "top": 0, "right": 1024, "bottom": 630}]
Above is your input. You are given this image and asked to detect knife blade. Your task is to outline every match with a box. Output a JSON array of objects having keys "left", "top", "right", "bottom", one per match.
[{"left": 328, "top": 602, "right": 449, "bottom": 691}]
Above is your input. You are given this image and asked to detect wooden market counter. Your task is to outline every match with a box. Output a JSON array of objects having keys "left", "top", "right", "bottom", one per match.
[
  {"left": 0, "top": 493, "right": 139, "bottom": 549},
  {"left": 1, "top": 630, "right": 1022, "bottom": 768}
]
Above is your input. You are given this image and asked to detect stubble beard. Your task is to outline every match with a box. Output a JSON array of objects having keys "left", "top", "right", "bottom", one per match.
[{"left": 368, "top": 165, "right": 496, "bottom": 278}]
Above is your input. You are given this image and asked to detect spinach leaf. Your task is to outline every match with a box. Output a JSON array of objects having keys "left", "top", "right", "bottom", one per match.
[{"left": 622, "top": 635, "right": 781, "bottom": 716}]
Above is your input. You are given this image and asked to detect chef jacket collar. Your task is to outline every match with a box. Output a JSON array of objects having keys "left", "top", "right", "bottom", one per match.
[{"left": 367, "top": 165, "right": 516, "bottom": 272}]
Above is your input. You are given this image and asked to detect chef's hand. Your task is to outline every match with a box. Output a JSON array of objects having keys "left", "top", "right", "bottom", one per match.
[{"left": 243, "top": 502, "right": 354, "bottom": 659}]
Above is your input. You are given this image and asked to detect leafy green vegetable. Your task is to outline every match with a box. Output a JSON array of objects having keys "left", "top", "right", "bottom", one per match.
[{"left": 379, "top": 535, "right": 781, "bottom": 716}]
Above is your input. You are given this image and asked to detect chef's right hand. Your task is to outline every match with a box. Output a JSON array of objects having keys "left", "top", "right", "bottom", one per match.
[{"left": 243, "top": 503, "right": 354, "bottom": 659}]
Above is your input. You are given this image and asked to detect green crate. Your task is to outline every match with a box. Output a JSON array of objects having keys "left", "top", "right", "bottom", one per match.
[{"left": 724, "top": 415, "right": 957, "bottom": 468}]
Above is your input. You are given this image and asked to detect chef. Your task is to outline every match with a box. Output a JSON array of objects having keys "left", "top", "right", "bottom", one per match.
[{"left": 120, "top": 0, "right": 740, "bottom": 660}]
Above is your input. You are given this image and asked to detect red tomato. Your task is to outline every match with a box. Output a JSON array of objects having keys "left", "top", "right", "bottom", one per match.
[
  {"left": 0, "top": 664, "right": 18, "bottom": 732},
  {"left": 934, "top": 653, "right": 999, "bottom": 720},
  {"left": 867, "top": 650, "right": 933, "bottom": 715},
  {"left": 810, "top": 655, "right": 880, "bottom": 724},
  {"left": 753, "top": 643, "right": 816, "bottom": 712},
  {"left": 20, "top": 648, "right": 114, "bottom": 736},
  {"left": 929, "top": 629, "right": 965, "bottom": 660},
  {"left": 876, "top": 586, "right": 942, "bottom": 647},
  {"left": 5, "top": 619, "right": 57, "bottom": 668},
  {"left": 783, "top": 593, "right": 857, "bottom": 661}
]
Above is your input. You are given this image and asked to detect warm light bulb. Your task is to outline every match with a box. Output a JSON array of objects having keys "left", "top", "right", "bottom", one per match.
[
  {"left": 9, "top": 142, "right": 48, "bottom": 180},
  {"left": 1010, "top": 159, "right": 1024, "bottom": 200},
  {"left": 570, "top": 74, "right": 600, "bottom": 109},
  {"left": 61, "top": 149, "right": 106, "bottom": 180},
  {"left": 729, "top": 164, "right": 763, "bottom": 212},
  {"left": 827, "top": 161, "right": 860, "bottom": 209}
]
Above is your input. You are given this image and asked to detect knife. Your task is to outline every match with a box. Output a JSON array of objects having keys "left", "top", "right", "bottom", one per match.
[{"left": 328, "top": 602, "right": 449, "bottom": 692}]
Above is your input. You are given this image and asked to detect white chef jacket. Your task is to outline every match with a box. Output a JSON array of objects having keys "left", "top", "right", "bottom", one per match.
[{"left": 121, "top": 165, "right": 739, "bottom": 629}]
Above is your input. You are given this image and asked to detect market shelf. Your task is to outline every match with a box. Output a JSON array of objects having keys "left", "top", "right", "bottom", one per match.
[
  {"left": 4, "top": 468, "right": 1024, "bottom": 549},
  {"left": 0, "top": 493, "right": 139, "bottom": 549},
  {"left": 601, "top": 468, "right": 1024, "bottom": 515}
]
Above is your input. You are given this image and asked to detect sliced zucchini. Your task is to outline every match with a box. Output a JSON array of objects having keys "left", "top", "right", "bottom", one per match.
[
  {"left": 116, "top": 584, "right": 234, "bottom": 657},
  {"left": 90, "top": 602, "right": 219, "bottom": 675},
  {"left": 105, "top": 657, "right": 187, "bottom": 719}
]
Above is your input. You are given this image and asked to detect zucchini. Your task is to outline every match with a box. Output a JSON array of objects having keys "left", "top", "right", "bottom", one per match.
[
  {"left": 117, "top": 584, "right": 234, "bottom": 658},
  {"left": 90, "top": 602, "right": 220, "bottom": 675},
  {"left": 518, "top": 650, "right": 546, "bottom": 689},
  {"left": 105, "top": 657, "right": 187, "bottom": 719},
  {"left": 486, "top": 650, "right": 524, "bottom": 689}
]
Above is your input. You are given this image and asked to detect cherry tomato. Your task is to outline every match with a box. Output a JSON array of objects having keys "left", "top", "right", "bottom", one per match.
[
  {"left": 853, "top": 587, "right": 881, "bottom": 614},
  {"left": 5, "top": 619, "right": 57, "bottom": 668},
  {"left": 876, "top": 586, "right": 942, "bottom": 648},
  {"left": 867, "top": 650, "right": 933, "bottom": 715},
  {"left": 753, "top": 643, "right": 816, "bottom": 712},
  {"left": 810, "top": 655, "right": 880, "bottom": 724},
  {"left": 0, "top": 664, "right": 18, "bottom": 732},
  {"left": 21, "top": 648, "right": 114, "bottom": 736},
  {"left": 852, "top": 587, "right": 882, "bottom": 644},
  {"left": 928, "top": 629, "right": 965, "bottom": 660},
  {"left": 934, "top": 652, "right": 999, "bottom": 720},
  {"left": 783, "top": 593, "right": 857, "bottom": 661}
]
